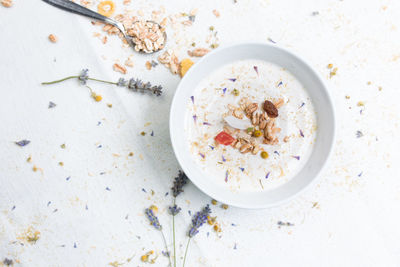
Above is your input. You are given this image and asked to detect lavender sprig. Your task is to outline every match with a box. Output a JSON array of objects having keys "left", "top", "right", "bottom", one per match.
[
  {"left": 42, "top": 69, "right": 162, "bottom": 96},
  {"left": 170, "top": 170, "right": 188, "bottom": 267},
  {"left": 183, "top": 205, "right": 211, "bottom": 267},
  {"left": 145, "top": 208, "right": 162, "bottom": 230},
  {"left": 144, "top": 207, "right": 172, "bottom": 267},
  {"left": 188, "top": 205, "right": 211, "bottom": 238}
]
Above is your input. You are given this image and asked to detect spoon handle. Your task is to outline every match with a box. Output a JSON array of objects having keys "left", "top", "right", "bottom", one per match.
[{"left": 42, "top": 0, "right": 119, "bottom": 27}]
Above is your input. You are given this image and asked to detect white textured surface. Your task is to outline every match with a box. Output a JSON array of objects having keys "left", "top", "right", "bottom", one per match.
[{"left": 0, "top": 0, "right": 400, "bottom": 266}]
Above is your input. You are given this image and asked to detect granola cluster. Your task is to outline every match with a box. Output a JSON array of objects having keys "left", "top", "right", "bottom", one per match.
[{"left": 221, "top": 98, "right": 284, "bottom": 156}]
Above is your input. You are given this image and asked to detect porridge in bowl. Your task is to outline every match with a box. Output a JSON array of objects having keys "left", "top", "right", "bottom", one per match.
[{"left": 185, "top": 59, "right": 317, "bottom": 192}]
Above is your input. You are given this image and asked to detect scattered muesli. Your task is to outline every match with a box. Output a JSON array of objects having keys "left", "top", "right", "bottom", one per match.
[
  {"left": 1, "top": 0, "right": 12, "bottom": 7},
  {"left": 48, "top": 34, "right": 58, "bottom": 43},
  {"left": 127, "top": 20, "right": 166, "bottom": 53},
  {"left": 187, "top": 48, "right": 210, "bottom": 57}
]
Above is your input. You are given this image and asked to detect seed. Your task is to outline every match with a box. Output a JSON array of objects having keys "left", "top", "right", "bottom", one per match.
[
  {"left": 209, "top": 26, "right": 214, "bottom": 31},
  {"left": 221, "top": 204, "right": 228, "bottom": 210},
  {"left": 232, "top": 89, "right": 240, "bottom": 96},
  {"left": 33, "top": 165, "right": 38, "bottom": 172},
  {"left": 129, "top": 152, "right": 134, "bottom": 156},
  {"left": 213, "top": 224, "right": 221, "bottom": 232},
  {"left": 211, "top": 199, "right": 217, "bottom": 205},
  {"left": 327, "top": 63, "right": 333, "bottom": 69},
  {"left": 59, "top": 162, "right": 64, "bottom": 166},
  {"left": 253, "top": 130, "right": 262, "bottom": 137},
  {"left": 140, "top": 131, "right": 146, "bottom": 136},
  {"left": 261, "top": 151, "right": 269, "bottom": 159}
]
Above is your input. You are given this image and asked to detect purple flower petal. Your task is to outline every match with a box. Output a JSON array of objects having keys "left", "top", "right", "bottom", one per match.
[
  {"left": 222, "top": 155, "right": 226, "bottom": 162},
  {"left": 105, "top": 187, "right": 111, "bottom": 191},
  {"left": 300, "top": 129, "right": 304, "bottom": 137},
  {"left": 209, "top": 145, "right": 214, "bottom": 150},
  {"left": 265, "top": 172, "right": 270, "bottom": 179},
  {"left": 48, "top": 101, "right": 56, "bottom": 108},
  {"left": 274, "top": 151, "right": 280, "bottom": 156},
  {"left": 66, "top": 176, "right": 71, "bottom": 181},
  {"left": 222, "top": 88, "right": 227, "bottom": 94},
  {"left": 150, "top": 130, "right": 154, "bottom": 136},
  {"left": 203, "top": 122, "right": 212, "bottom": 126},
  {"left": 199, "top": 152, "right": 205, "bottom": 158},
  {"left": 253, "top": 66, "right": 258, "bottom": 75},
  {"left": 268, "top": 37, "right": 276, "bottom": 43},
  {"left": 239, "top": 167, "right": 245, "bottom": 172},
  {"left": 225, "top": 170, "right": 229, "bottom": 182},
  {"left": 277, "top": 81, "right": 283, "bottom": 87},
  {"left": 190, "top": 96, "right": 194, "bottom": 104},
  {"left": 15, "top": 140, "right": 30, "bottom": 147},
  {"left": 358, "top": 171, "right": 363, "bottom": 177},
  {"left": 228, "top": 78, "right": 236, "bottom": 82},
  {"left": 292, "top": 156, "right": 300, "bottom": 160},
  {"left": 193, "top": 115, "right": 197, "bottom": 122},
  {"left": 299, "top": 102, "right": 305, "bottom": 109}
]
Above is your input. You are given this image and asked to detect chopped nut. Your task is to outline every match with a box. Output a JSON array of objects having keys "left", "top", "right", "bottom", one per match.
[
  {"left": 283, "top": 136, "right": 290, "bottom": 142},
  {"left": 1, "top": 0, "right": 12, "bottom": 7},
  {"left": 251, "top": 112, "right": 260, "bottom": 126},
  {"left": 102, "top": 36, "right": 107, "bottom": 44},
  {"left": 123, "top": 0, "right": 130, "bottom": 4},
  {"left": 259, "top": 120, "right": 267, "bottom": 130},
  {"left": 187, "top": 48, "right": 210, "bottom": 57},
  {"left": 113, "top": 63, "right": 127, "bottom": 74},
  {"left": 48, "top": 34, "right": 58, "bottom": 43}
]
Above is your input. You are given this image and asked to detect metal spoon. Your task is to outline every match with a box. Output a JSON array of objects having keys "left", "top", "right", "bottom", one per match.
[{"left": 42, "top": 0, "right": 167, "bottom": 53}]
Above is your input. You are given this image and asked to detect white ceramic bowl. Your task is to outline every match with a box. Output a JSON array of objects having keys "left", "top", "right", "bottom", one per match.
[{"left": 170, "top": 43, "right": 335, "bottom": 209}]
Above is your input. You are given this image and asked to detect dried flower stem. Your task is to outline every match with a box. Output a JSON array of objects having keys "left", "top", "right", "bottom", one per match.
[
  {"left": 182, "top": 237, "right": 191, "bottom": 267},
  {"left": 161, "top": 230, "right": 172, "bottom": 267},
  {"left": 172, "top": 197, "right": 177, "bottom": 267},
  {"left": 41, "top": 76, "right": 78, "bottom": 85},
  {"left": 42, "top": 76, "right": 117, "bottom": 85}
]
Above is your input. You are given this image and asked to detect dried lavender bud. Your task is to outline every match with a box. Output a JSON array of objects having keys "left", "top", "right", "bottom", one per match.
[
  {"left": 117, "top": 78, "right": 127, "bottom": 87},
  {"left": 48, "top": 101, "right": 56, "bottom": 108},
  {"left": 150, "top": 60, "right": 158, "bottom": 67},
  {"left": 78, "top": 69, "right": 89, "bottom": 85},
  {"left": 169, "top": 205, "right": 181, "bottom": 216},
  {"left": 3, "top": 258, "right": 13, "bottom": 266},
  {"left": 188, "top": 205, "right": 211, "bottom": 237},
  {"left": 171, "top": 170, "right": 188, "bottom": 197},
  {"left": 145, "top": 208, "right": 162, "bottom": 230},
  {"left": 15, "top": 140, "right": 30, "bottom": 147}
]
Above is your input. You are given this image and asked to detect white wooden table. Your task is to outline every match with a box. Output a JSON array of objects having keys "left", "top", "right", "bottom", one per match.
[{"left": 1, "top": 0, "right": 399, "bottom": 266}]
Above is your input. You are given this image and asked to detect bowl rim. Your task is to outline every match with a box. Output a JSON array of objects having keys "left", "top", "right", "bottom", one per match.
[{"left": 169, "top": 41, "right": 336, "bottom": 209}]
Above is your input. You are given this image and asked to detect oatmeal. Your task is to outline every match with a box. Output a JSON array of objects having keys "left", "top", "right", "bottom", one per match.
[{"left": 185, "top": 60, "right": 317, "bottom": 192}]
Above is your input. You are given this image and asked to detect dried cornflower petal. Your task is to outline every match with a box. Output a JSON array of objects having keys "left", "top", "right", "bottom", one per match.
[
  {"left": 15, "top": 140, "right": 30, "bottom": 147},
  {"left": 48, "top": 101, "right": 56, "bottom": 108}
]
